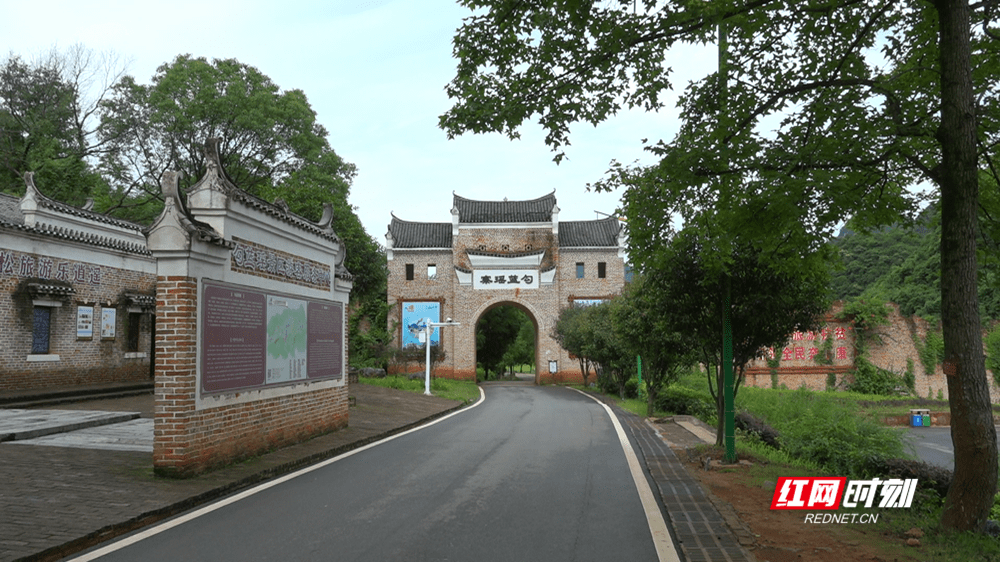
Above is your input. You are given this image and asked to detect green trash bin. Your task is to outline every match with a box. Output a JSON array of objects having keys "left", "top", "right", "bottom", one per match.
[{"left": 922, "top": 414, "right": 931, "bottom": 426}]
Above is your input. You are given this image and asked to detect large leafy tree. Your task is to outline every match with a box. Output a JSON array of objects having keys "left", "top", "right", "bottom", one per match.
[
  {"left": 441, "top": 0, "right": 999, "bottom": 532},
  {"left": 476, "top": 306, "right": 529, "bottom": 379},
  {"left": 99, "top": 55, "right": 333, "bottom": 202},
  {"left": 650, "top": 227, "right": 831, "bottom": 442},
  {"left": 99, "top": 55, "right": 385, "bottom": 307},
  {"left": 551, "top": 305, "right": 597, "bottom": 386},
  {"left": 0, "top": 46, "right": 123, "bottom": 203}
]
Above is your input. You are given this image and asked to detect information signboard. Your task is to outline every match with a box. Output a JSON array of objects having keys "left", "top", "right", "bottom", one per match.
[{"left": 201, "top": 281, "right": 343, "bottom": 394}]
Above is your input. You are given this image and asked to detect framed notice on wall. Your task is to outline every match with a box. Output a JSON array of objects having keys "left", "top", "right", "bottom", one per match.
[
  {"left": 200, "top": 280, "right": 344, "bottom": 395},
  {"left": 77, "top": 306, "right": 94, "bottom": 339},
  {"left": 101, "top": 308, "right": 116, "bottom": 339}
]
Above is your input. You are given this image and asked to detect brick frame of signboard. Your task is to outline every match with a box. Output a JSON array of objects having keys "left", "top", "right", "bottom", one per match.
[{"left": 146, "top": 138, "right": 353, "bottom": 477}]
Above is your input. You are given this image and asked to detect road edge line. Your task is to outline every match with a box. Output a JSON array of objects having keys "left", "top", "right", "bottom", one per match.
[{"left": 570, "top": 388, "right": 681, "bottom": 562}]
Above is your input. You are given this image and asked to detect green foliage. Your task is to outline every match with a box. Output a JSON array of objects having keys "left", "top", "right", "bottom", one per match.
[
  {"left": 609, "top": 274, "right": 694, "bottom": 413},
  {"left": 830, "top": 224, "right": 927, "bottom": 300},
  {"left": 986, "top": 323, "right": 1000, "bottom": 386},
  {"left": 737, "top": 388, "right": 908, "bottom": 478},
  {"left": 813, "top": 336, "right": 834, "bottom": 366},
  {"left": 500, "top": 317, "right": 535, "bottom": 374},
  {"left": 825, "top": 372, "right": 837, "bottom": 391},
  {"left": 653, "top": 386, "right": 716, "bottom": 423},
  {"left": 904, "top": 359, "right": 916, "bottom": 393},
  {"left": 837, "top": 295, "right": 890, "bottom": 354},
  {"left": 847, "top": 357, "right": 904, "bottom": 396},
  {"left": 358, "top": 376, "right": 480, "bottom": 405},
  {"left": 916, "top": 329, "right": 945, "bottom": 377},
  {"left": 0, "top": 49, "right": 111, "bottom": 204},
  {"left": 476, "top": 306, "right": 531, "bottom": 380},
  {"left": 637, "top": 227, "right": 830, "bottom": 431}
]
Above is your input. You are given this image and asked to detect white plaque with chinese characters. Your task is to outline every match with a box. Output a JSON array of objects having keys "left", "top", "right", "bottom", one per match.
[{"left": 473, "top": 270, "right": 539, "bottom": 290}]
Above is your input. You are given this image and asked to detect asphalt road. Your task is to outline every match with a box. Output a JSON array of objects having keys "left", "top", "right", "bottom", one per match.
[
  {"left": 68, "top": 385, "right": 666, "bottom": 562},
  {"left": 903, "top": 426, "right": 1000, "bottom": 470}
]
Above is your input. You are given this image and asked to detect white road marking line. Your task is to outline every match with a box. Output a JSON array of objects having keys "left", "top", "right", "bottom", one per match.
[
  {"left": 570, "top": 388, "right": 681, "bottom": 562},
  {"left": 67, "top": 387, "right": 486, "bottom": 561}
]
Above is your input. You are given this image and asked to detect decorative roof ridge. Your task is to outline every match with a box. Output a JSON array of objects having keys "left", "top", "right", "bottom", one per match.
[
  {"left": 191, "top": 138, "right": 340, "bottom": 244},
  {"left": 466, "top": 248, "right": 547, "bottom": 259},
  {"left": 228, "top": 189, "right": 342, "bottom": 243},
  {"left": 0, "top": 219, "right": 153, "bottom": 256},
  {"left": 22, "top": 172, "right": 144, "bottom": 231},
  {"left": 389, "top": 213, "right": 450, "bottom": 227},
  {"left": 452, "top": 190, "right": 556, "bottom": 206}
]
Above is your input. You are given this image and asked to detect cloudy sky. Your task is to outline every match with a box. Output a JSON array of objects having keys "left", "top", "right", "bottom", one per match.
[{"left": 2, "top": 0, "right": 715, "bottom": 242}]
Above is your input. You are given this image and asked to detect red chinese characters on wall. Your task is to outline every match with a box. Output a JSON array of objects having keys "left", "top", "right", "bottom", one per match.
[{"left": 763, "top": 325, "right": 852, "bottom": 366}]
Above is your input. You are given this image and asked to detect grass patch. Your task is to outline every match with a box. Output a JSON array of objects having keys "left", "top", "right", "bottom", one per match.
[{"left": 359, "top": 376, "right": 480, "bottom": 404}]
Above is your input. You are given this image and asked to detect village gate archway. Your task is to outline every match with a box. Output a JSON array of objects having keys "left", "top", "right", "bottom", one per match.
[
  {"left": 472, "top": 300, "right": 541, "bottom": 382},
  {"left": 386, "top": 192, "right": 627, "bottom": 384}
]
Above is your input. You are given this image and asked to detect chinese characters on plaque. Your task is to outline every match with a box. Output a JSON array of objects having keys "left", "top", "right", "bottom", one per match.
[{"left": 472, "top": 269, "right": 539, "bottom": 290}]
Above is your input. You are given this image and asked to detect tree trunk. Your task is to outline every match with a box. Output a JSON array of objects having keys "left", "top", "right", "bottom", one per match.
[{"left": 935, "top": 0, "right": 999, "bottom": 532}]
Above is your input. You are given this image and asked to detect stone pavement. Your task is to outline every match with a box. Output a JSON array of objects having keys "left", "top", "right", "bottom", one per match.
[{"left": 1, "top": 384, "right": 753, "bottom": 562}]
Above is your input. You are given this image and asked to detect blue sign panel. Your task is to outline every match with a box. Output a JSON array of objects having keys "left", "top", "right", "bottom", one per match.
[{"left": 401, "top": 301, "right": 440, "bottom": 348}]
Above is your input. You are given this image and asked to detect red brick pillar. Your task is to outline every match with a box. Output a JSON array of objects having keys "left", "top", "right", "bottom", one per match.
[{"left": 153, "top": 275, "right": 199, "bottom": 477}]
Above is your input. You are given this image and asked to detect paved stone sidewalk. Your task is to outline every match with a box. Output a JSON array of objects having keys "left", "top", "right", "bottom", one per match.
[
  {"left": 0, "top": 385, "right": 465, "bottom": 562},
  {"left": 592, "top": 397, "right": 757, "bottom": 562}
]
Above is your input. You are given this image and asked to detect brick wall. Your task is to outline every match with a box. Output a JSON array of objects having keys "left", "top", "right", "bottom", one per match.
[
  {"left": 387, "top": 226, "right": 626, "bottom": 384},
  {"left": 744, "top": 302, "right": 1000, "bottom": 403},
  {"left": 152, "top": 275, "right": 349, "bottom": 477},
  {"left": 1, "top": 249, "right": 155, "bottom": 391}
]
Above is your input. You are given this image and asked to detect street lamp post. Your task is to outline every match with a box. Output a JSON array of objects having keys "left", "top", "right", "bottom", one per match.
[{"left": 423, "top": 318, "right": 460, "bottom": 395}]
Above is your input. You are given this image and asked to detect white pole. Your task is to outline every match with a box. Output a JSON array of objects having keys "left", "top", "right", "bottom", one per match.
[{"left": 424, "top": 321, "right": 432, "bottom": 395}]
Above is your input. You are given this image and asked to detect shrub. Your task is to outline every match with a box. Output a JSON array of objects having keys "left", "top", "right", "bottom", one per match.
[
  {"left": 624, "top": 378, "right": 640, "bottom": 399},
  {"left": 847, "top": 357, "right": 903, "bottom": 396},
  {"left": 655, "top": 386, "right": 715, "bottom": 420},
  {"left": 867, "top": 457, "right": 953, "bottom": 498}
]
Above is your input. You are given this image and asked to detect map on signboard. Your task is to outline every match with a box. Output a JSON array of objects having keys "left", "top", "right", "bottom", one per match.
[{"left": 266, "top": 297, "right": 308, "bottom": 383}]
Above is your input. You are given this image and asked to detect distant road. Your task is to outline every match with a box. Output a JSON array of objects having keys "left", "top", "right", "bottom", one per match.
[
  {"left": 71, "top": 385, "right": 668, "bottom": 562},
  {"left": 903, "top": 426, "right": 1000, "bottom": 470}
]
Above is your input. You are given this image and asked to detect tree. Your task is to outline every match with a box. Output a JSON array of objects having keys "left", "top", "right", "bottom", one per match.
[
  {"left": 551, "top": 305, "right": 596, "bottom": 386},
  {"left": 99, "top": 54, "right": 386, "bottom": 305},
  {"left": 611, "top": 274, "right": 694, "bottom": 416},
  {"left": 0, "top": 45, "right": 125, "bottom": 203},
  {"left": 441, "top": 0, "right": 999, "bottom": 532},
  {"left": 501, "top": 317, "right": 535, "bottom": 374},
  {"left": 580, "top": 301, "right": 633, "bottom": 399},
  {"left": 476, "top": 306, "right": 527, "bottom": 379},
  {"left": 650, "top": 228, "right": 831, "bottom": 443},
  {"left": 98, "top": 55, "right": 340, "bottom": 215}
]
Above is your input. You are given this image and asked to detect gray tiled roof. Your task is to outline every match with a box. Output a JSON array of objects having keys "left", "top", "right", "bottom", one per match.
[
  {"left": 388, "top": 216, "right": 452, "bottom": 249},
  {"left": 559, "top": 217, "right": 622, "bottom": 247},
  {"left": 453, "top": 192, "right": 556, "bottom": 223}
]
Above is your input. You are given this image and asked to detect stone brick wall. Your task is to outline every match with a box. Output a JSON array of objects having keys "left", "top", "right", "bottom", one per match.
[
  {"left": 1, "top": 248, "right": 155, "bottom": 391},
  {"left": 744, "top": 302, "right": 1000, "bottom": 403},
  {"left": 387, "top": 225, "right": 626, "bottom": 384},
  {"left": 152, "top": 276, "right": 349, "bottom": 477}
]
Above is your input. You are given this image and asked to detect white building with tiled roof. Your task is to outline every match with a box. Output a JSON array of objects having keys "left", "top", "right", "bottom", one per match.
[
  {"left": 386, "top": 192, "right": 627, "bottom": 383},
  {"left": 0, "top": 174, "right": 157, "bottom": 392}
]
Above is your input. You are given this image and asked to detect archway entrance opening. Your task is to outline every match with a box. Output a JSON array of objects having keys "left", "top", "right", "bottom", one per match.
[{"left": 475, "top": 303, "right": 537, "bottom": 383}]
